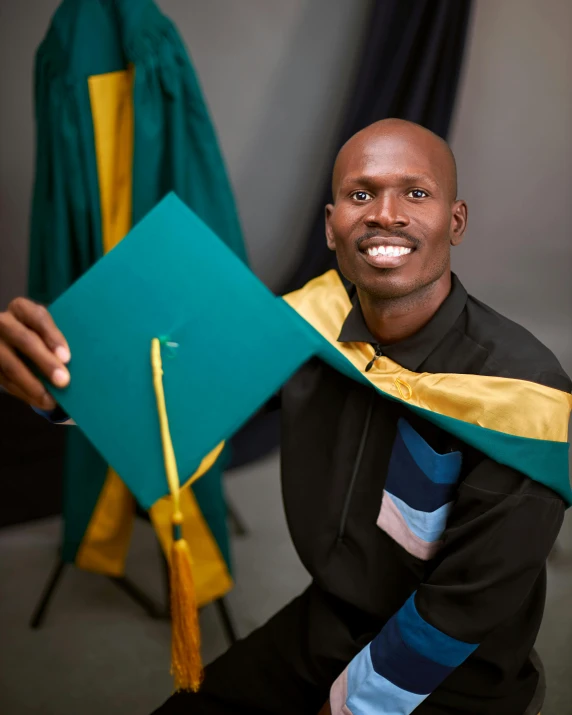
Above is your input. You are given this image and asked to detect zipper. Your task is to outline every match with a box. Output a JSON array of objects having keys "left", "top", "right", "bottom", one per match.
[{"left": 337, "top": 392, "right": 376, "bottom": 542}]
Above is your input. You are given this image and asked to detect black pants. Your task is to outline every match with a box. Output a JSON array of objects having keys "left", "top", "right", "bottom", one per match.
[
  {"left": 151, "top": 584, "right": 542, "bottom": 715},
  {"left": 151, "top": 583, "right": 381, "bottom": 715}
]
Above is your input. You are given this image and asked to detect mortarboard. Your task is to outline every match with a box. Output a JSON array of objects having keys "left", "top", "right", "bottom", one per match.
[{"left": 47, "top": 192, "right": 318, "bottom": 511}]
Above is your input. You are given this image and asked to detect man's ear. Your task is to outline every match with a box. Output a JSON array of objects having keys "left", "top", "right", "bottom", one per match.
[
  {"left": 450, "top": 199, "right": 468, "bottom": 247},
  {"left": 325, "top": 204, "right": 336, "bottom": 251}
]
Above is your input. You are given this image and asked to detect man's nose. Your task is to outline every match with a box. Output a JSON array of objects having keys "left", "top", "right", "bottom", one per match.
[{"left": 364, "top": 194, "right": 408, "bottom": 229}]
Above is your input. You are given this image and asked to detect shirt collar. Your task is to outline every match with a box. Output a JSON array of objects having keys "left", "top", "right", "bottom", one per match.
[{"left": 337, "top": 274, "right": 468, "bottom": 372}]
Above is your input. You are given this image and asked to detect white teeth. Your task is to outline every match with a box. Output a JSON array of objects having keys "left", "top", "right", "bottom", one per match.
[{"left": 366, "top": 246, "right": 412, "bottom": 257}]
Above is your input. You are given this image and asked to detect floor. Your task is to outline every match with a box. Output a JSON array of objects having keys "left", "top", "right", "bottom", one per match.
[{"left": 0, "top": 452, "right": 571, "bottom": 715}]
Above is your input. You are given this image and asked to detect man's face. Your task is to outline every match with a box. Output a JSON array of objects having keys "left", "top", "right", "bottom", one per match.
[{"left": 325, "top": 131, "right": 466, "bottom": 300}]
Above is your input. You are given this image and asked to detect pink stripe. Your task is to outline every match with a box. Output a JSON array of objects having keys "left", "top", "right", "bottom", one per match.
[
  {"left": 330, "top": 668, "right": 351, "bottom": 715},
  {"left": 377, "top": 492, "right": 442, "bottom": 560}
]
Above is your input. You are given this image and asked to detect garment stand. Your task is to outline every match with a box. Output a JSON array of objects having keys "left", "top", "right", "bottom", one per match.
[
  {"left": 29, "top": 556, "right": 67, "bottom": 629},
  {"left": 30, "top": 544, "right": 239, "bottom": 646},
  {"left": 29, "top": 553, "right": 165, "bottom": 629}
]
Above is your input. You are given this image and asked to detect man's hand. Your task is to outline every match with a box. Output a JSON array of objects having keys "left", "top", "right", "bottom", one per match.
[
  {"left": 0, "top": 298, "right": 71, "bottom": 410},
  {"left": 317, "top": 701, "right": 331, "bottom": 715}
]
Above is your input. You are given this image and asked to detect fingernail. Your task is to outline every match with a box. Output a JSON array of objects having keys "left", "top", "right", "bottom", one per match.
[
  {"left": 52, "top": 368, "right": 70, "bottom": 387},
  {"left": 55, "top": 346, "right": 71, "bottom": 363}
]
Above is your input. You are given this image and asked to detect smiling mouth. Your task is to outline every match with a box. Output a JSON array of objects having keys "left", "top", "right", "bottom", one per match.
[
  {"left": 365, "top": 246, "right": 412, "bottom": 257},
  {"left": 358, "top": 242, "right": 416, "bottom": 268}
]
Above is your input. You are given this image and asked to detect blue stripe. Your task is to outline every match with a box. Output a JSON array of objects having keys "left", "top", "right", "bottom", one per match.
[
  {"left": 346, "top": 640, "right": 374, "bottom": 700},
  {"left": 398, "top": 419, "right": 462, "bottom": 483},
  {"left": 346, "top": 646, "right": 425, "bottom": 715},
  {"left": 386, "top": 431, "right": 458, "bottom": 511},
  {"left": 386, "top": 491, "right": 452, "bottom": 542},
  {"left": 397, "top": 593, "right": 479, "bottom": 667},
  {"left": 370, "top": 615, "right": 454, "bottom": 695}
]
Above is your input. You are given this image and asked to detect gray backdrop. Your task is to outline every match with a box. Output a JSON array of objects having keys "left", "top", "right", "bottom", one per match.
[{"left": 450, "top": 0, "right": 572, "bottom": 374}]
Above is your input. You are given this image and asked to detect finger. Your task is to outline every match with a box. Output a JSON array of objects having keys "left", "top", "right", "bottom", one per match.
[
  {"left": 8, "top": 298, "right": 70, "bottom": 363},
  {"left": 0, "top": 375, "right": 56, "bottom": 411},
  {"left": 0, "top": 343, "right": 59, "bottom": 408},
  {"left": 0, "top": 312, "right": 70, "bottom": 387}
]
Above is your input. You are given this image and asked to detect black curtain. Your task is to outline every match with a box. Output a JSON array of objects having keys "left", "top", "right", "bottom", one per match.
[{"left": 282, "top": 0, "right": 473, "bottom": 294}]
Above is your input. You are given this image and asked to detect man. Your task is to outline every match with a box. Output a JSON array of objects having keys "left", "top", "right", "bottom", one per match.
[{"left": 1, "top": 119, "right": 569, "bottom": 714}]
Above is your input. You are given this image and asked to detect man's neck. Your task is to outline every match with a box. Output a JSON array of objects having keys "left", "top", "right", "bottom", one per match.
[{"left": 357, "top": 272, "right": 452, "bottom": 345}]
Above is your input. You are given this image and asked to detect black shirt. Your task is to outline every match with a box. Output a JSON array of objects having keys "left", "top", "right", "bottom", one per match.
[{"left": 280, "top": 274, "right": 570, "bottom": 714}]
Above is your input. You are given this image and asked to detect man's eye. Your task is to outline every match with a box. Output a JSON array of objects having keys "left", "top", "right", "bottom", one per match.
[
  {"left": 407, "top": 189, "right": 429, "bottom": 199},
  {"left": 350, "top": 191, "right": 372, "bottom": 201}
]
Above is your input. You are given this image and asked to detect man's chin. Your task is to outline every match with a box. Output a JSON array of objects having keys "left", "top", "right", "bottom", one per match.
[
  {"left": 337, "top": 258, "right": 424, "bottom": 300},
  {"left": 354, "top": 272, "right": 417, "bottom": 301}
]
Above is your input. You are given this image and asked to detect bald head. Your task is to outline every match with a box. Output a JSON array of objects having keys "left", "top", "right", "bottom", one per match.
[
  {"left": 324, "top": 117, "right": 468, "bottom": 305},
  {"left": 332, "top": 118, "right": 458, "bottom": 202}
]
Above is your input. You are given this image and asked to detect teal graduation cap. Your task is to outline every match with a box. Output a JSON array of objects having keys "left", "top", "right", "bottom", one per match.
[{"left": 47, "top": 192, "right": 319, "bottom": 510}]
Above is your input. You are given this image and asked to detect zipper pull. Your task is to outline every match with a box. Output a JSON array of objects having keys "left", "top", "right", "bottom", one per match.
[{"left": 365, "top": 345, "right": 383, "bottom": 372}]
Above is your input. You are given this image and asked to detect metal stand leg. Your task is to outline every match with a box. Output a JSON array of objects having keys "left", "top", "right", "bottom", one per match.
[
  {"left": 107, "top": 575, "right": 165, "bottom": 619},
  {"left": 214, "top": 597, "right": 238, "bottom": 645},
  {"left": 30, "top": 519, "right": 237, "bottom": 636},
  {"left": 29, "top": 557, "right": 67, "bottom": 629},
  {"left": 227, "top": 500, "right": 249, "bottom": 538},
  {"left": 30, "top": 553, "right": 166, "bottom": 628}
]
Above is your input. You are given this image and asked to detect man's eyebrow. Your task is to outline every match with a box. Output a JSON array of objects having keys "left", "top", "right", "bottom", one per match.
[{"left": 339, "top": 173, "right": 440, "bottom": 189}]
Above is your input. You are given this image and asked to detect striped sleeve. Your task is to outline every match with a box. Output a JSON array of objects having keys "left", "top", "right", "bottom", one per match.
[
  {"left": 330, "top": 593, "right": 477, "bottom": 714},
  {"left": 331, "top": 457, "right": 564, "bottom": 714},
  {"left": 376, "top": 418, "right": 462, "bottom": 561}
]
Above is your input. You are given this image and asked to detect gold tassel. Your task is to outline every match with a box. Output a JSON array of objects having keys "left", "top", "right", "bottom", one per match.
[
  {"left": 151, "top": 338, "right": 204, "bottom": 692},
  {"left": 170, "top": 515, "right": 203, "bottom": 691}
]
